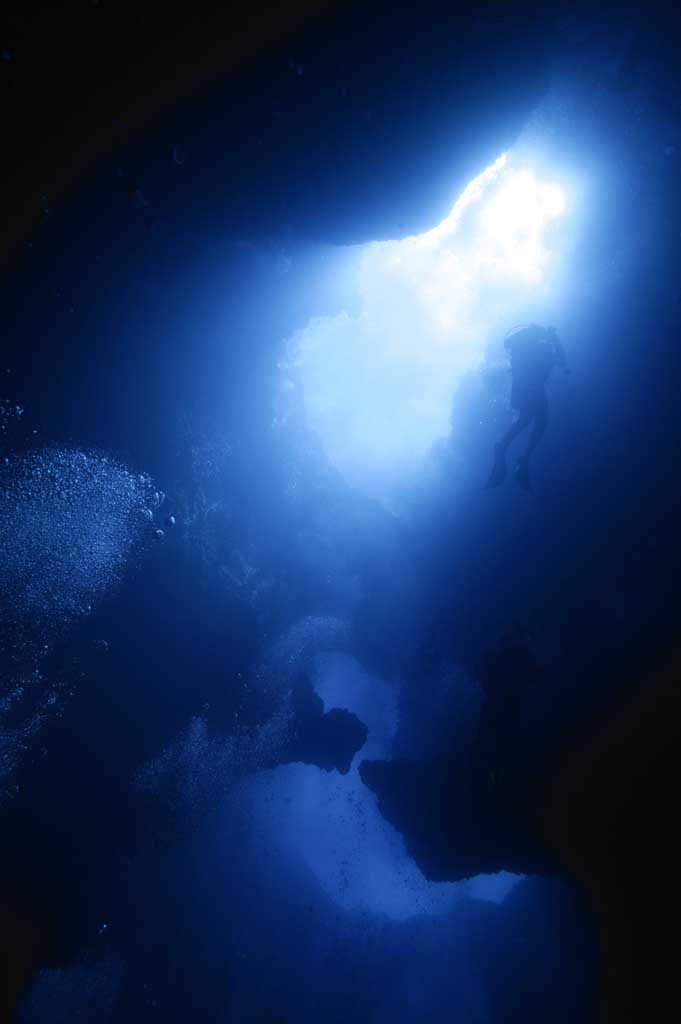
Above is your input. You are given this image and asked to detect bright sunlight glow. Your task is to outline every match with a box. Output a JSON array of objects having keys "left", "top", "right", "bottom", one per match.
[{"left": 283, "top": 153, "right": 568, "bottom": 501}]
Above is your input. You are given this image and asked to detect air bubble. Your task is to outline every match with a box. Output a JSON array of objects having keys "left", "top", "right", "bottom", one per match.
[{"left": 1, "top": 446, "right": 156, "bottom": 635}]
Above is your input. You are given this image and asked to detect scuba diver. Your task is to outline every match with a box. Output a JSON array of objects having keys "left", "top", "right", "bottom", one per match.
[{"left": 486, "top": 324, "right": 568, "bottom": 491}]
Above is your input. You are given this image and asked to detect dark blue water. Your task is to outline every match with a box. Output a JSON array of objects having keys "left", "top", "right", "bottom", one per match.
[{"left": 2, "top": 2, "right": 680, "bottom": 1021}]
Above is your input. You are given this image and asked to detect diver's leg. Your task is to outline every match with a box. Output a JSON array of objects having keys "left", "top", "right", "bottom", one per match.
[
  {"left": 486, "top": 414, "right": 530, "bottom": 488},
  {"left": 516, "top": 397, "right": 548, "bottom": 491},
  {"left": 499, "top": 414, "right": 531, "bottom": 452},
  {"left": 524, "top": 396, "right": 548, "bottom": 458}
]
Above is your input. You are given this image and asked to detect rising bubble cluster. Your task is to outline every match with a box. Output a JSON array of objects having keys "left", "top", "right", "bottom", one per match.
[
  {"left": 0, "top": 446, "right": 159, "bottom": 801},
  {"left": 257, "top": 615, "right": 349, "bottom": 691},
  {"left": 0, "top": 667, "right": 66, "bottom": 803},
  {"left": 0, "top": 398, "right": 24, "bottom": 438},
  {"left": 0, "top": 446, "right": 155, "bottom": 641},
  {"left": 18, "top": 957, "right": 124, "bottom": 1024},
  {"left": 133, "top": 617, "right": 348, "bottom": 818},
  {"left": 134, "top": 711, "right": 292, "bottom": 821}
]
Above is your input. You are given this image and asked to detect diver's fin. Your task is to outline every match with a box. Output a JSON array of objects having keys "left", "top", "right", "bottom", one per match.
[
  {"left": 515, "top": 456, "right": 532, "bottom": 492},
  {"left": 485, "top": 444, "right": 507, "bottom": 488}
]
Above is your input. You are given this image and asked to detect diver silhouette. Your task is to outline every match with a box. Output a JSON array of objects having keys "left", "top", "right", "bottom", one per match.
[{"left": 486, "top": 324, "right": 568, "bottom": 491}]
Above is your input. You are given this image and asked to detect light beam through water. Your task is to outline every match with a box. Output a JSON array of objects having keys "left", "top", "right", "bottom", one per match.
[{"left": 283, "top": 153, "right": 568, "bottom": 501}]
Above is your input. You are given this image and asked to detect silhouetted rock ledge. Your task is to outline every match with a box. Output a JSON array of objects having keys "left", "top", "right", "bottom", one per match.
[
  {"left": 284, "top": 684, "right": 368, "bottom": 776},
  {"left": 361, "top": 653, "right": 681, "bottom": 1022},
  {"left": 359, "top": 755, "right": 559, "bottom": 882}
]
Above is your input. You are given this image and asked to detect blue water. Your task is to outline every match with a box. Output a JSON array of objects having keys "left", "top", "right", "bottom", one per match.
[{"left": 3, "top": 3, "right": 680, "bottom": 1020}]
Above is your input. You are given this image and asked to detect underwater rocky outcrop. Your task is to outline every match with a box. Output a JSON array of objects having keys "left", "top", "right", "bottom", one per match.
[
  {"left": 361, "top": 651, "right": 681, "bottom": 1022},
  {"left": 359, "top": 753, "right": 558, "bottom": 882}
]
